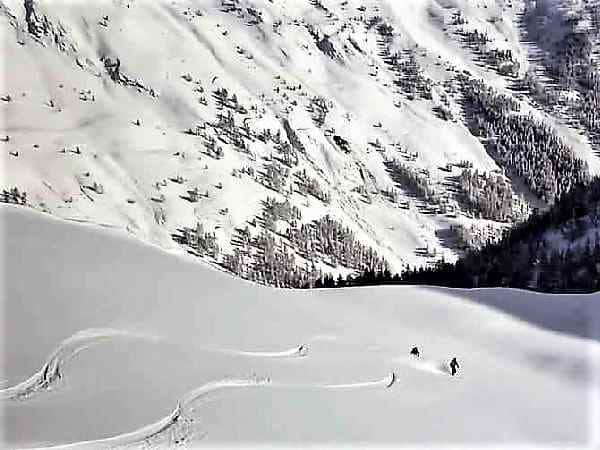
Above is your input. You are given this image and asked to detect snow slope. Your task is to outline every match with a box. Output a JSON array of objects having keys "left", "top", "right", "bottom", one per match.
[
  {"left": 1, "top": 204, "right": 600, "bottom": 448},
  {"left": 2, "top": 0, "right": 599, "bottom": 280}
]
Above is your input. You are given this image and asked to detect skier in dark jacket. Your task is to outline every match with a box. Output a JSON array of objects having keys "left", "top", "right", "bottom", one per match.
[
  {"left": 410, "top": 346, "right": 420, "bottom": 358},
  {"left": 298, "top": 344, "right": 309, "bottom": 357},
  {"left": 450, "top": 357, "right": 460, "bottom": 376}
]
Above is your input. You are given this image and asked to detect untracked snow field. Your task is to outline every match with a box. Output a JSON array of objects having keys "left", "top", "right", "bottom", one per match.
[{"left": 1, "top": 205, "right": 600, "bottom": 449}]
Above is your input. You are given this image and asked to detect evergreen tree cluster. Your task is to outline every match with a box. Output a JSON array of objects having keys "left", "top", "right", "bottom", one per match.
[
  {"left": 451, "top": 11, "right": 466, "bottom": 26},
  {"left": 275, "top": 141, "right": 299, "bottom": 168},
  {"left": 385, "top": 159, "right": 437, "bottom": 201},
  {"left": 254, "top": 230, "right": 302, "bottom": 286},
  {"left": 213, "top": 87, "right": 247, "bottom": 114},
  {"left": 485, "top": 49, "right": 520, "bottom": 76},
  {"left": 513, "top": 71, "right": 560, "bottom": 111},
  {"left": 550, "top": 31, "right": 600, "bottom": 145},
  {"left": 374, "top": 22, "right": 432, "bottom": 101},
  {"left": 224, "top": 227, "right": 323, "bottom": 288},
  {"left": 458, "top": 169, "right": 516, "bottom": 222},
  {"left": 262, "top": 197, "right": 301, "bottom": 232},
  {"left": 400, "top": 177, "right": 600, "bottom": 292},
  {"left": 315, "top": 268, "right": 399, "bottom": 288},
  {"left": 285, "top": 215, "right": 388, "bottom": 272},
  {"left": 221, "top": 212, "right": 389, "bottom": 288},
  {"left": 460, "top": 77, "right": 590, "bottom": 203},
  {"left": 376, "top": 22, "right": 394, "bottom": 40},
  {"left": 261, "top": 161, "right": 289, "bottom": 193},
  {"left": 385, "top": 51, "right": 433, "bottom": 100},
  {"left": 211, "top": 109, "right": 252, "bottom": 154},
  {"left": 365, "top": 15, "right": 383, "bottom": 31},
  {"left": 173, "top": 221, "right": 220, "bottom": 258},
  {"left": 458, "top": 26, "right": 519, "bottom": 76},
  {"left": 549, "top": 31, "right": 593, "bottom": 90},
  {"left": 341, "top": 178, "right": 600, "bottom": 292},
  {"left": 1, "top": 187, "right": 27, "bottom": 205},
  {"left": 294, "top": 169, "right": 331, "bottom": 204},
  {"left": 308, "top": 96, "right": 330, "bottom": 127},
  {"left": 448, "top": 222, "right": 499, "bottom": 250},
  {"left": 462, "top": 29, "right": 491, "bottom": 47},
  {"left": 257, "top": 127, "right": 283, "bottom": 144},
  {"left": 521, "top": 11, "right": 600, "bottom": 148}
]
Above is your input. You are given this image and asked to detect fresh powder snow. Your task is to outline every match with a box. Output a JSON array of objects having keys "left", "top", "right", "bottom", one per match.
[{"left": 1, "top": 205, "right": 599, "bottom": 448}]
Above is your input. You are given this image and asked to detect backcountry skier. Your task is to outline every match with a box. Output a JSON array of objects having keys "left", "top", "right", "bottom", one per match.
[
  {"left": 450, "top": 357, "right": 460, "bottom": 376},
  {"left": 410, "top": 346, "right": 420, "bottom": 357},
  {"left": 298, "top": 344, "right": 308, "bottom": 357},
  {"left": 386, "top": 372, "right": 397, "bottom": 388}
]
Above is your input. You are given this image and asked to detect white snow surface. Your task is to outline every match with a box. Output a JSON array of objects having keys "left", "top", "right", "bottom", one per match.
[
  {"left": 1, "top": 204, "right": 600, "bottom": 449},
  {"left": 2, "top": 0, "right": 599, "bottom": 275}
]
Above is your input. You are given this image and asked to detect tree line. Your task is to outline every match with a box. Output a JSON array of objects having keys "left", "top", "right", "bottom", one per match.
[
  {"left": 460, "top": 76, "right": 590, "bottom": 204},
  {"left": 349, "top": 177, "right": 600, "bottom": 293}
]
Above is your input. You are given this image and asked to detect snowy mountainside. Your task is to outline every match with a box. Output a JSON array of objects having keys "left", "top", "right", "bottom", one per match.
[
  {"left": 2, "top": 0, "right": 599, "bottom": 286},
  {"left": 2, "top": 205, "right": 600, "bottom": 447},
  {"left": 399, "top": 176, "right": 600, "bottom": 292}
]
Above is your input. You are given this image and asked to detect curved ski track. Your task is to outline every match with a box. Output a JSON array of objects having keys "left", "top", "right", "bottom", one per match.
[{"left": 0, "top": 328, "right": 152, "bottom": 401}]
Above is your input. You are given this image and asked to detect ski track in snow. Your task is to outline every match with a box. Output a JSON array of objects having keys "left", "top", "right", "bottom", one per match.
[
  {"left": 2, "top": 321, "right": 393, "bottom": 448},
  {"left": 411, "top": 359, "right": 449, "bottom": 376},
  {"left": 23, "top": 379, "right": 269, "bottom": 450},
  {"left": 394, "top": 355, "right": 451, "bottom": 376},
  {"left": 315, "top": 372, "right": 396, "bottom": 390},
  {"left": 2, "top": 334, "right": 311, "bottom": 403},
  {"left": 5, "top": 208, "right": 596, "bottom": 446},
  {"left": 208, "top": 344, "right": 309, "bottom": 358},
  {"left": 268, "top": 373, "right": 397, "bottom": 391},
  {"left": 26, "top": 374, "right": 396, "bottom": 450},
  {"left": 0, "top": 328, "right": 154, "bottom": 401}
]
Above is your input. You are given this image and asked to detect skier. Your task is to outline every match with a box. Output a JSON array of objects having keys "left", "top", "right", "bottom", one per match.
[
  {"left": 41, "top": 363, "right": 49, "bottom": 383},
  {"left": 449, "top": 357, "right": 460, "bottom": 376},
  {"left": 298, "top": 344, "right": 309, "bottom": 357},
  {"left": 386, "top": 371, "right": 397, "bottom": 388},
  {"left": 410, "top": 346, "right": 420, "bottom": 358}
]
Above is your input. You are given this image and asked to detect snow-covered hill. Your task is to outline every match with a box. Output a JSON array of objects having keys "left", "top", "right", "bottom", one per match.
[
  {"left": 2, "top": 0, "right": 600, "bottom": 285},
  {"left": 1, "top": 204, "right": 600, "bottom": 448}
]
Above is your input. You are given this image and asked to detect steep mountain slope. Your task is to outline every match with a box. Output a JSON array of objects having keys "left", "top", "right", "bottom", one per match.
[
  {"left": 520, "top": 0, "right": 600, "bottom": 148},
  {"left": 2, "top": 205, "right": 600, "bottom": 448},
  {"left": 398, "top": 176, "right": 600, "bottom": 292},
  {"left": 2, "top": 0, "right": 600, "bottom": 286}
]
